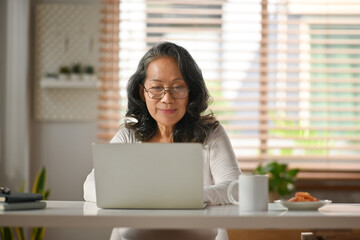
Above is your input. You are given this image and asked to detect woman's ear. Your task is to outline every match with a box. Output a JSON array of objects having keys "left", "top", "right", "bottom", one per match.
[{"left": 139, "top": 84, "right": 145, "bottom": 102}]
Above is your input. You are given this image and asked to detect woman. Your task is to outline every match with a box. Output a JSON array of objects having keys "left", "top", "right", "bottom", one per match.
[{"left": 84, "top": 42, "right": 240, "bottom": 240}]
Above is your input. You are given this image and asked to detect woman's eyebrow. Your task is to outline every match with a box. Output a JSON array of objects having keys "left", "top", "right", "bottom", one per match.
[
  {"left": 172, "top": 78, "right": 185, "bottom": 82},
  {"left": 149, "top": 78, "right": 184, "bottom": 82},
  {"left": 149, "top": 79, "right": 162, "bottom": 82}
]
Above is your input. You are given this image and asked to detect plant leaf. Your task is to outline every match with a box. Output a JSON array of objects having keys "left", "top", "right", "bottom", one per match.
[
  {"left": 32, "top": 227, "right": 45, "bottom": 240},
  {"left": 18, "top": 181, "right": 25, "bottom": 193},
  {"left": 255, "top": 161, "right": 300, "bottom": 197},
  {"left": 0, "top": 227, "right": 4, "bottom": 240},
  {"left": 31, "top": 167, "right": 49, "bottom": 240},
  {"left": 15, "top": 227, "right": 25, "bottom": 240},
  {"left": 44, "top": 190, "right": 50, "bottom": 200},
  {"left": 32, "top": 167, "right": 46, "bottom": 195},
  {"left": 1, "top": 227, "right": 14, "bottom": 240},
  {"left": 288, "top": 168, "right": 300, "bottom": 177}
]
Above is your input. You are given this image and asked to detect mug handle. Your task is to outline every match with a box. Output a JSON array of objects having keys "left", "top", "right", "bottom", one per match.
[{"left": 227, "top": 179, "right": 239, "bottom": 205}]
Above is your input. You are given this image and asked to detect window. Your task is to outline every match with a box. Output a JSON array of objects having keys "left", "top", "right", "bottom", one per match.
[{"left": 99, "top": 0, "right": 360, "bottom": 176}]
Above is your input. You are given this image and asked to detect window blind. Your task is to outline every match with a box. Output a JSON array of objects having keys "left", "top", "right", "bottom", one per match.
[
  {"left": 99, "top": 0, "right": 360, "bottom": 174},
  {"left": 99, "top": 0, "right": 121, "bottom": 140}
]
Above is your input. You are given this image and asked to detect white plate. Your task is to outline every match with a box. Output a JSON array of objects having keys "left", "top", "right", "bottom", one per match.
[{"left": 274, "top": 199, "right": 332, "bottom": 211}]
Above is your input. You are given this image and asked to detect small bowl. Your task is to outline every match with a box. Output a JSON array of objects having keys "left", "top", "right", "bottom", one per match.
[{"left": 274, "top": 199, "right": 332, "bottom": 211}]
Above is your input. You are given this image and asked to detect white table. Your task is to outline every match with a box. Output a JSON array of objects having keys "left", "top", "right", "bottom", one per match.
[{"left": 1, "top": 201, "right": 360, "bottom": 230}]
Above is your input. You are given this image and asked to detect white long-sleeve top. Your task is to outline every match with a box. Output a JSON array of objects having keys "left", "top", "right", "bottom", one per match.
[{"left": 83, "top": 124, "right": 240, "bottom": 205}]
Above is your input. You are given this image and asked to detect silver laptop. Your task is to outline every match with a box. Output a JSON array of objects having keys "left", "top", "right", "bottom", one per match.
[{"left": 92, "top": 143, "right": 205, "bottom": 209}]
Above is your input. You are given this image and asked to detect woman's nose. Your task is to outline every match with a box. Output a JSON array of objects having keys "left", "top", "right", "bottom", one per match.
[{"left": 161, "top": 90, "right": 175, "bottom": 103}]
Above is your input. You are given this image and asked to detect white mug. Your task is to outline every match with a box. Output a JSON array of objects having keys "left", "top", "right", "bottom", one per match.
[{"left": 227, "top": 174, "right": 268, "bottom": 211}]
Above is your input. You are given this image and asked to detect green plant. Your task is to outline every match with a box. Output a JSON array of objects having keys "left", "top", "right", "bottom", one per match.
[
  {"left": 71, "top": 63, "right": 82, "bottom": 74},
  {"left": 0, "top": 167, "right": 50, "bottom": 240},
  {"left": 254, "top": 161, "right": 299, "bottom": 197},
  {"left": 59, "top": 66, "right": 70, "bottom": 74},
  {"left": 84, "top": 65, "right": 94, "bottom": 74}
]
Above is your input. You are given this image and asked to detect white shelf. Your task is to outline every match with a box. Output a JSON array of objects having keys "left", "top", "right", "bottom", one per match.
[{"left": 40, "top": 77, "right": 99, "bottom": 89}]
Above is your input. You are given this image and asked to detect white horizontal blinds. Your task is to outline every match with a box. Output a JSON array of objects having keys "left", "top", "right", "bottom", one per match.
[
  {"left": 99, "top": 0, "right": 122, "bottom": 141},
  {"left": 229, "top": 0, "right": 360, "bottom": 172},
  {"left": 104, "top": 0, "right": 360, "bottom": 172}
]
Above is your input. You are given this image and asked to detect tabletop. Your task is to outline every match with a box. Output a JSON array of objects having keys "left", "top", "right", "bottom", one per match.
[{"left": 1, "top": 201, "right": 360, "bottom": 229}]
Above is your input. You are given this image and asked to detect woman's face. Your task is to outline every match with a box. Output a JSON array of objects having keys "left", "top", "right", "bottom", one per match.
[{"left": 141, "top": 57, "right": 189, "bottom": 130}]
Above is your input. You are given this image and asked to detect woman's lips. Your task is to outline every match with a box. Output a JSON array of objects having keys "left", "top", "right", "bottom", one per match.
[{"left": 159, "top": 108, "right": 176, "bottom": 114}]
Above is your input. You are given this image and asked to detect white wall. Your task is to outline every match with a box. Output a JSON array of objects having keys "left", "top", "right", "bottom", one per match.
[
  {"left": 30, "top": 122, "right": 97, "bottom": 200},
  {"left": 30, "top": 0, "right": 100, "bottom": 201},
  {"left": 29, "top": 0, "right": 112, "bottom": 239},
  {"left": 30, "top": 0, "right": 98, "bottom": 201},
  {"left": 36, "top": 127, "right": 111, "bottom": 240}
]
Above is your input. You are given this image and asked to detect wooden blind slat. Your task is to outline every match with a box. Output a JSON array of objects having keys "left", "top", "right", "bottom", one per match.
[
  {"left": 217, "top": 115, "right": 360, "bottom": 122},
  {"left": 113, "top": 18, "right": 360, "bottom": 25},
  {"left": 208, "top": 78, "right": 360, "bottom": 83},
  {"left": 231, "top": 145, "right": 360, "bottom": 151},
  {"left": 228, "top": 135, "right": 360, "bottom": 141},
  {"left": 211, "top": 106, "right": 360, "bottom": 113},
  {"left": 99, "top": 0, "right": 121, "bottom": 143},
  {"left": 107, "top": 35, "right": 360, "bottom": 45},
  {"left": 213, "top": 96, "right": 360, "bottom": 102},
  {"left": 236, "top": 155, "right": 360, "bottom": 161},
  {"left": 99, "top": 46, "right": 360, "bottom": 54}
]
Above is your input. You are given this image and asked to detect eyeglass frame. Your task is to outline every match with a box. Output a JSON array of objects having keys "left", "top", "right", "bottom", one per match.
[
  {"left": 142, "top": 85, "right": 190, "bottom": 99},
  {"left": 0, "top": 186, "right": 11, "bottom": 195}
]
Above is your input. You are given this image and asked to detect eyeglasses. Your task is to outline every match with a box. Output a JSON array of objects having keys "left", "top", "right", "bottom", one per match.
[
  {"left": 143, "top": 86, "right": 190, "bottom": 99},
  {"left": 0, "top": 186, "right": 11, "bottom": 195}
]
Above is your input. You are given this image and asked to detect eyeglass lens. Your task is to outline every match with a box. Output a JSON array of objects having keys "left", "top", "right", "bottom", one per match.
[{"left": 146, "top": 87, "right": 189, "bottom": 99}]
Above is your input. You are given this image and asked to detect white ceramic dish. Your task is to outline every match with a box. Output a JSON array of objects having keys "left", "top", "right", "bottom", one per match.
[{"left": 274, "top": 199, "right": 332, "bottom": 211}]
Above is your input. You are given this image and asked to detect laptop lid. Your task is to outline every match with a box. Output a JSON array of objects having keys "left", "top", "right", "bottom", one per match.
[{"left": 92, "top": 143, "right": 204, "bottom": 209}]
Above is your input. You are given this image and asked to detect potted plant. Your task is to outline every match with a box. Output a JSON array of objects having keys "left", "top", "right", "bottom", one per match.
[
  {"left": 58, "top": 66, "right": 70, "bottom": 81},
  {"left": 70, "top": 63, "right": 82, "bottom": 81},
  {"left": 254, "top": 161, "right": 299, "bottom": 202},
  {"left": 0, "top": 167, "right": 50, "bottom": 240},
  {"left": 83, "top": 65, "right": 96, "bottom": 82}
]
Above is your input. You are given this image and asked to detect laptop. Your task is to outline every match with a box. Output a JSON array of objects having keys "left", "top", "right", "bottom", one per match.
[{"left": 92, "top": 143, "right": 205, "bottom": 209}]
